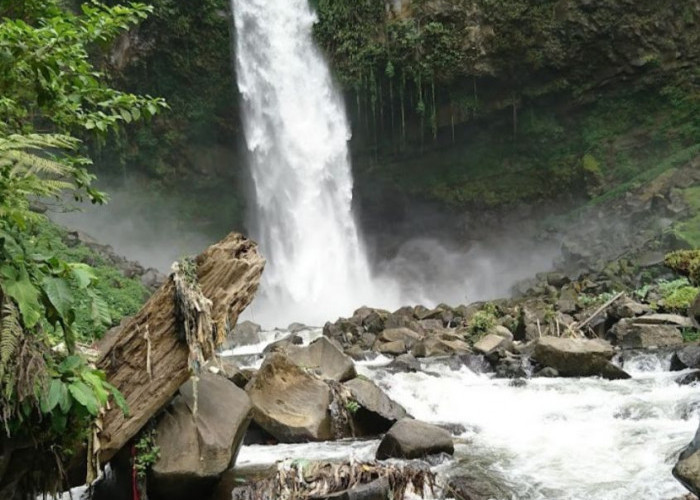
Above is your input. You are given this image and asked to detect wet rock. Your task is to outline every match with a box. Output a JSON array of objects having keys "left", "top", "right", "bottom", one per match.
[
  {"left": 377, "top": 340, "right": 407, "bottom": 355},
  {"left": 474, "top": 334, "right": 511, "bottom": 355},
  {"left": 445, "top": 471, "right": 515, "bottom": 500},
  {"left": 229, "top": 320, "right": 262, "bottom": 347},
  {"left": 674, "top": 423, "right": 700, "bottom": 497},
  {"left": 412, "top": 337, "right": 452, "bottom": 358},
  {"left": 610, "top": 297, "right": 651, "bottom": 319},
  {"left": 262, "top": 333, "right": 303, "bottom": 354},
  {"left": 493, "top": 352, "right": 530, "bottom": 379},
  {"left": 363, "top": 310, "right": 389, "bottom": 334},
  {"left": 672, "top": 345, "right": 700, "bottom": 371},
  {"left": 533, "top": 336, "right": 630, "bottom": 380},
  {"left": 211, "top": 358, "right": 255, "bottom": 389},
  {"left": 534, "top": 367, "right": 559, "bottom": 377},
  {"left": 150, "top": 373, "right": 252, "bottom": 500},
  {"left": 345, "top": 345, "right": 368, "bottom": 361},
  {"left": 360, "top": 332, "right": 377, "bottom": 350},
  {"left": 388, "top": 353, "right": 421, "bottom": 372},
  {"left": 376, "top": 419, "right": 454, "bottom": 460},
  {"left": 343, "top": 377, "right": 408, "bottom": 436},
  {"left": 609, "top": 320, "right": 683, "bottom": 349},
  {"left": 287, "top": 322, "right": 308, "bottom": 333},
  {"left": 247, "top": 354, "right": 333, "bottom": 442},
  {"left": 286, "top": 337, "right": 357, "bottom": 382}
]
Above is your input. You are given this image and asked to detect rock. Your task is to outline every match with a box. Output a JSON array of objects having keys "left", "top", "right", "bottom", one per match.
[
  {"left": 546, "top": 272, "right": 570, "bottom": 288},
  {"left": 378, "top": 328, "right": 422, "bottom": 346},
  {"left": 360, "top": 332, "right": 377, "bottom": 349},
  {"left": 556, "top": 287, "right": 579, "bottom": 314},
  {"left": 691, "top": 292, "right": 700, "bottom": 328},
  {"left": 286, "top": 337, "right": 357, "bottom": 382},
  {"left": 323, "top": 319, "right": 363, "bottom": 345},
  {"left": 610, "top": 297, "right": 651, "bottom": 319},
  {"left": 634, "top": 314, "right": 693, "bottom": 328},
  {"left": 674, "top": 424, "right": 700, "bottom": 497},
  {"left": 247, "top": 354, "right": 332, "bottom": 442},
  {"left": 534, "top": 367, "right": 559, "bottom": 377},
  {"left": 490, "top": 325, "right": 514, "bottom": 341},
  {"left": 384, "top": 314, "right": 424, "bottom": 334},
  {"left": 287, "top": 322, "right": 308, "bottom": 333},
  {"left": 376, "top": 340, "right": 407, "bottom": 355},
  {"left": 376, "top": 419, "right": 454, "bottom": 460},
  {"left": 533, "top": 336, "right": 630, "bottom": 380},
  {"left": 418, "top": 319, "right": 444, "bottom": 332},
  {"left": 317, "top": 477, "right": 390, "bottom": 500},
  {"left": 345, "top": 345, "right": 368, "bottom": 361},
  {"left": 445, "top": 471, "right": 514, "bottom": 500},
  {"left": 211, "top": 358, "right": 255, "bottom": 389},
  {"left": 343, "top": 377, "right": 408, "bottom": 436},
  {"left": 150, "top": 373, "right": 252, "bottom": 500},
  {"left": 363, "top": 310, "right": 389, "bottom": 334},
  {"left": 440, "top": 338, "right": 471, "bottom": 354},
  {"left": 228, "top": 320, "right": 262, "bottom": 347},
  {"left": 610, "top": 319, "right": 683, "bottom": 349},
  {"left": 474, "top": 334, "right": 511, "bottom": 355},
  {"left": 672, "top": 345, "right": 700, "bottom": 371},
  {"left": 262, "top": 333, "right": 303, "bottom": 354},
  {"left": 388, "top": 353, "right": 421, "bottom": 372},
  {"left": 493, "top": 352, "right": 530, "bottom": 379},
  {"left": 411, "top": 338, "right": 452, "bottom": 358}
]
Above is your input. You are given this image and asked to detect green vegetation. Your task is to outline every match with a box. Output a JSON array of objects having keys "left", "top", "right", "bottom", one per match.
[
  {"left": 345, "top": 399, "right": 360, "bottom": 414},
  {"left": 665, "top": 250, "right": 700, "bottom": 285},
  {"left": 682, "top": 329, "right": 700, "bottom": 343},
  {"left": 0, "top": 1, "right": 163, "bottom": 493},
  {"left": 467, "top": 307, "right": 497, "bottom": 337},
  {"left": 134, "top": 428, "right": 161, "bottom": 479},
  {"left": 674, "top": 187, "right": 700, "bottom": 248}
]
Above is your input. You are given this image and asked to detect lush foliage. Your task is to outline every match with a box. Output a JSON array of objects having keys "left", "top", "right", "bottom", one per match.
[{"left": 0, "top": 0, "right": 163, "bottom": 491}]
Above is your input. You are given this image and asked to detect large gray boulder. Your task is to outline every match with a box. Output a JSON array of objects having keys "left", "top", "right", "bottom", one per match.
[
  {"left": 533, "top": 336, "right": 630, "bottom": 380},
  {"left": 376, "top": 419, "right": 454, "bottom": 460},
  {"left": 286, "top": 337, "right": 357, "bottom": 382},
  {"left": 231, "top": 321, "right": 262, "bottom": 346},
  {"left": 674, "top": 423, "right": 700, "bottom": 497},
  {"left": 609, "top": 319, "right": 683, "bottom": 349},
  {"left": 473, "top": 334, "right": 511, "bottom": 355},
  {"left": 343, "top": 377, "right": 408, "bottom": 436},
  {"left": 149, "top": 373, "right": 252, "bottom": 500},
  {"left": 247, "top": 353, "right": 333, "bottom": 442},
  {"left": 671, "top": 345, "right": 700, "bottom": 371}
]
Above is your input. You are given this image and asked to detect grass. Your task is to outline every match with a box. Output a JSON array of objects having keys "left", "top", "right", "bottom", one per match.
[{"left": 675, "top": 186, "right": 700, "bottom": 248}]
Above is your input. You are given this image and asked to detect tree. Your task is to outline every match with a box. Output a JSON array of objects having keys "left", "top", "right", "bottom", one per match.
[{"left": 0, "top": 1, "right": 166, "bottom": 495}]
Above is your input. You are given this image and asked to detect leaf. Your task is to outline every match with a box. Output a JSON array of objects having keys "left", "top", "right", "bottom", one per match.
[
  {"left": 85, "top": 120, "right": 96, "bottom": 130},
  {"left": 88, "top": 290, "right": 111, "bottom": 327},
  {"left": 104, "top": 381, "right": 129, "bottom": 416},
  {"left": 41, "top": 276, "right": 73, "bottom": 321},
  {"left": 3, "top": 267, "right": 42, "bottom": 327},
  {"left": 58, "top": 382, "right": 71, "bottom": 413},
  {"left": 68, "top": 380, "right": 100, "bottom": 416},
  {"left": 41, "top": 378, "right": 63, "bottom": 413},
  {"left": 69, "top": 263, "right": 96, "bottom": 288},
  {"left": 120, "top": 109, "right": 132, "bottom": 123},
  {"left": 58, "top": 355, "right": 82, "bottom": 373},
  {"left": 82, "top": 371, "right": 109, "bottom": 405},
  {"left": 131, "top": 108, "right": 140, "bottom": 121}
]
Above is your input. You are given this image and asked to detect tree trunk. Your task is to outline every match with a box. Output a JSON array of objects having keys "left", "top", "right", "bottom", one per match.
[{"left": 95, "top": 232, "right": 265, "bottom": 462}]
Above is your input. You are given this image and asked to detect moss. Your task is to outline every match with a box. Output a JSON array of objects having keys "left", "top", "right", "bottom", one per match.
[
  {"left": 665, "top": 250, "right": 700, "bottom": 285},
  {"left": 663, "top": 285, "right": 700, "bottom": 312},
  {"left": 31, "top": 220, "right": 149, "bottom": 343},
  {"left": 674, "top": 186, "right": 700, "bottom": 248},
  {"left": 468, "top": 309, "right": 497, "bottom": 338}
]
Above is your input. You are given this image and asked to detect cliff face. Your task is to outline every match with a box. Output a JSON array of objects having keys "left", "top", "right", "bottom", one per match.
[{"left": 104, "top": 0, "right": 699, "bottom": 228}]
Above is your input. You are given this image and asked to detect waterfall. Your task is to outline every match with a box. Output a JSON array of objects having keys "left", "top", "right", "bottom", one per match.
[{"left": 232, "top": 0, "right": 392, "bottom": 326}]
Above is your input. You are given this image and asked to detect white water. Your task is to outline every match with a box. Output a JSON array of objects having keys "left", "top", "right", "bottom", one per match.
[
  {"left": 232, "top": 332, "right": 699, "bottom": 500},
  {"left": 233, "top": 0, "right": 399, "bottom": 327}
]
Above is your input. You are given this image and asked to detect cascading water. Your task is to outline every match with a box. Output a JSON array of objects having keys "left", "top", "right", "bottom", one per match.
[{"left": 233, "top": 0, "right": 395, "bottom": 326}]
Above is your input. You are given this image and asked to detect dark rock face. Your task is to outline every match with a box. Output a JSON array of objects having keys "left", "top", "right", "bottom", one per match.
[
  {"left": 247, "top": 354, "right": 333, "bottom": 442},
  {"left": 671, "top": 345, "right": 700, "bottom": 371},
  {"left": 343, "top": 377, "right": 408, "bottom": 436},
  {"left": 674, "top": 423, "right": 700, "bottom": 497},
  {"left": 149, "top": 373, "right": 252, "bottom": 500},
  {"left": 376, "top": 419, "right": 454, "bottom": 460}
]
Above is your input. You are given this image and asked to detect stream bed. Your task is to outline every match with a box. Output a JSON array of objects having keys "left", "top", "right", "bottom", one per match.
[{"left": 227, "top": 328, "right": 700, "bottom": 500}]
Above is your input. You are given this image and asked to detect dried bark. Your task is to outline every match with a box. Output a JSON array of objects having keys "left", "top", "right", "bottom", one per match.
[{"left": 95, "top": 233, "right": 264, "bottom": 462}]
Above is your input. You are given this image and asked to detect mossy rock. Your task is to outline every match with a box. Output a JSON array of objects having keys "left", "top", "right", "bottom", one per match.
[{"left": 665, "top": 250, "right": 700, "bottom": 285}]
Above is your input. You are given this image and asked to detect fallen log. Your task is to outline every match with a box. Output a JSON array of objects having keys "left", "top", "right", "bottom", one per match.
[{"left": 95, "top": 232, "right": 264, "bottom": 462}]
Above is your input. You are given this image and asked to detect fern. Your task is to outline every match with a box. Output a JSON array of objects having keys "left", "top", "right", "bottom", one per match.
[{"left": 0, "top": 298, "right": 22, "bottom": 381}]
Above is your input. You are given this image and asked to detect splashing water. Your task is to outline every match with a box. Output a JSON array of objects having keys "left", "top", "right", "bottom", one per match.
[{"left": 233, "top": 0, "right": 400, "bottom": 326}]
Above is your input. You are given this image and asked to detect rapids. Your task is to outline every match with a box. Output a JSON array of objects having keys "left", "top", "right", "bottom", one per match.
[{"left": 229, "top": 329, "right": 700, "bottom": 500}]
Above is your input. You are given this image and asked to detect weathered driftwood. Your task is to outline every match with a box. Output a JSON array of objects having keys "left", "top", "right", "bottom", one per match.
[{"left": 95, "top": 233, "right": 264, "bottom": 462}]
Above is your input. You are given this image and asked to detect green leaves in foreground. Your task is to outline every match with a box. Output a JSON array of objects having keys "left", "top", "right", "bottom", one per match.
[{"left": 40, "top": 355, "right": 128, "bottom": 433}]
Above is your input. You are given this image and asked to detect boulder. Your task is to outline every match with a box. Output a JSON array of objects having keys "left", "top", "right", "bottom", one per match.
[
  {"left": 672, "top": 345, "right": 700, "bottom": 371},
  {"left": 445, "top": 471, "right": 515, "bottom": 500},
  {"left": 674, "top": 423, "right": 700, "bottom": 497},
  {"left": 412, "top": 338, "right": 452, "bottom": 358},
  {"left": 343, "top": 377, "right": 408, "bottom": 436},
  {"left": 610, "top": 297, "right": 651, "bottom": 319},
  {"left": 418, "top": 319, "right": 444, "bottom": 332},
  {"left": 287, "top": 322, "right": 308, "bottom": 333},
  {"left": 376, "top": 419, "right": 454, "bottom": 460},
  {"left": 231, "top": 321, "right": 262, "bottom": 346},
  {"left": 362, "top": 310, "right": 389, "bottom": 334},
  {"left": 610, "top": 319, "right": 683, "bottom": 349},
  {"left": 388, "top": 353, "right": 421, "bottom": 372},
  {"left": 376, "top": 340, "right": 407, "bottom": 356},
  {"left": 473, "top": 334, "right": 511, "bottom": 355},
  {"left": 247, "top": 354, "right": 333, "bottom": 442},
  {"left": 377, "top": 328, "right": 422, "bottom": 347},
  {"left": 490, "top": 325, "right": 514, "bottom": 341},
  {"left": 286, "top": 337, "right": 357, "bottom": 382},
  {"left": 533, "top": 336, "right": 630, "bottom": 380},
  {"left": 150, "top": 373, "right": 252, "bottom": 500},
  {"left": 634, "top": 314, "right": 694, "bottom": 328},
  {"left": 262, "top": 333, "right": 303, "bottom": 354}
]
